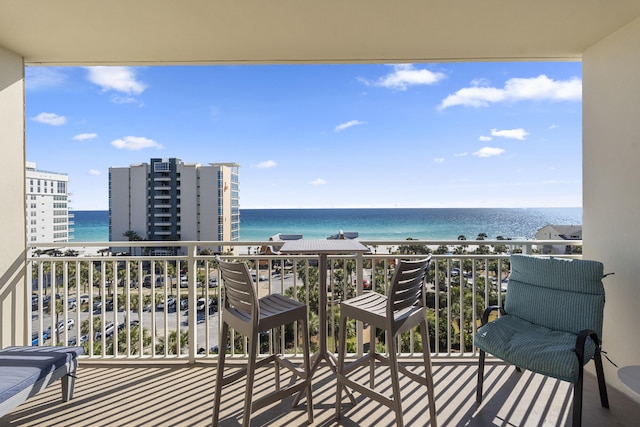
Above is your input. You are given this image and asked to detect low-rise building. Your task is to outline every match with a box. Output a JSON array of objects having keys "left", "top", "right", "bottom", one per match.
[{"left": 535, "top": 224, "right": 582, "bottom": 254}]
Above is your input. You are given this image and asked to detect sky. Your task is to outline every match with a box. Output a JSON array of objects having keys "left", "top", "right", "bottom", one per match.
[{"left": 25, "top": 62, "right": 583, "bottom": 211}]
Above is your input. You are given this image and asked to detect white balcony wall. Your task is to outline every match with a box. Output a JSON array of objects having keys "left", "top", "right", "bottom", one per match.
[
  {"left": 178, "top": 163, "right": 198, "bottom": 241},
  {"left": 0, "top": 46, "right": 26, "bottom": 346},
  {"left": 583, "top": 16, "right": 640, "bottom": 401}
]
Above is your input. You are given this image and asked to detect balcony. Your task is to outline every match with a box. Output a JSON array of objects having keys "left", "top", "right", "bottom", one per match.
[{"left": 18, "top": 240, "right": 640, "bottom": 425}]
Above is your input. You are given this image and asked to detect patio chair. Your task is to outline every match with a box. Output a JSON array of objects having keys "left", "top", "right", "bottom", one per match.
[
  {"left": 474, "top": 254, "right": 609, "bottom": 427},
  {"left": 335, "top": 256, "right": 437, "bottom": 427},
  {"left": 213, "top": 256, "right": 313, "bottom": 427}
]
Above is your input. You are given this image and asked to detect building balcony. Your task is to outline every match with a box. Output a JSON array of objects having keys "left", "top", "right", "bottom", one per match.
[{"left": 19, "top": 240, "right": 640, "bottom": 425}]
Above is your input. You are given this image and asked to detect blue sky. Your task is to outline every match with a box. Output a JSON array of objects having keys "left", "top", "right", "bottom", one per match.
[{"left": 25, "top": 62, "right": 582, "bottom": 210}]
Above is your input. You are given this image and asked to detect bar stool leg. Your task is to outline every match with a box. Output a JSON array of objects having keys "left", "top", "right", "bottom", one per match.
[{"left": 213, "top": 322, "right": 229, "bottom": 426}]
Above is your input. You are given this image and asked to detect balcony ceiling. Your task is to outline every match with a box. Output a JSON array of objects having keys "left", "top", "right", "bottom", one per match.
[{"left": 1, "top": 1, "right": 640, "bottom": 66}]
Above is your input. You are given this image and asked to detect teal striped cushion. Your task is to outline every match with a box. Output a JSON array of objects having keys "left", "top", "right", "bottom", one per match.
[
  {"left": 505, "top": 255, "right": 605, "bottom": 337},
  {"left": 475, "top": 315, "right": 596, "bottom": 383}
]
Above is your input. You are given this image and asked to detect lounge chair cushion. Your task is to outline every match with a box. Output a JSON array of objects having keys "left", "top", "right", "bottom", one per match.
[{"left": 0, "top": 346, "right": 83, "bottom": 407}]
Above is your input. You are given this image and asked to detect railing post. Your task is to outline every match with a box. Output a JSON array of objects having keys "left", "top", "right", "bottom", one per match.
[
  {"left": 356, "top": 252, "right": 364, "bottom": 357},
  {"left": 188, "top": 243, "right": 197, "bottom": 363}
]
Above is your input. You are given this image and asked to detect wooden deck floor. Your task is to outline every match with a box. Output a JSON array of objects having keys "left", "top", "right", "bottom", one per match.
[{"left": 2, "top": 359, "right": 639, "bottom": 426}]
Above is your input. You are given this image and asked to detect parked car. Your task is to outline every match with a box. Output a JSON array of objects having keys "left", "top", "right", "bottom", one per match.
[
  {"left": 95, "top": 321, "right": 115, "bottom": 340},
  {"left": 157, "top": 297, "right": 176, "bottom": 311},
  {"left": 117, "top": 320, "right": 139, "bottom": 332},
  {"left": 209, "top": 277, "right": 218, "bottom": 288},
  {"left": 353, "top": 279, "right": 372, "bottom": 290},
  {"left": 57, "top": 319, "right": 75, "bottom": 333}
]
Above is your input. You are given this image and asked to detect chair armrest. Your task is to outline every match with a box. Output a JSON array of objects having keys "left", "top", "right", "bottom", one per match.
[
  {"left": 481, "top": 305, "right": 506, "bottom": 326},
  {"left": 575, "top": 329, "right": 601, "bottom": 366}
]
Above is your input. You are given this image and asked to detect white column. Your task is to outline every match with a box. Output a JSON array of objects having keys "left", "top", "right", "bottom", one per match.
[
  {"left": 0, "top": 46, "right": 27, "bottom": 346},
  {"left": 583, "top": 16, "right": 640, "bottom": 400}
]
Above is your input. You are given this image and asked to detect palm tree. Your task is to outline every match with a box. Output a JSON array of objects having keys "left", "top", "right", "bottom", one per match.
[
  {"left": 123, "top": 230, "right": 143, "bottom": 255},
  {"left": 156, "top": 330, "right": 189, "bottom": 355}
]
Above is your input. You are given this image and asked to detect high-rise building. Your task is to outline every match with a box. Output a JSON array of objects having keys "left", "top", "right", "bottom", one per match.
[
  {"left": 26, "top": 161, "right": 72, "bottom": 244},
  {"left": 109, "top": 158, "right": 240, "bottom": 255}
]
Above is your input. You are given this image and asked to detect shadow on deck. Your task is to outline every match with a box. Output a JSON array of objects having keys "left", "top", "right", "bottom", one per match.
[{"left": 2, "top": 359, "right": 638, "bottom": 426}]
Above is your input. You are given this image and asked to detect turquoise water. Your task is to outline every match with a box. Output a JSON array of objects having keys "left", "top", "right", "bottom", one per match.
[{"left": 71, "top": 208, "right": 582, "bottom": 243}]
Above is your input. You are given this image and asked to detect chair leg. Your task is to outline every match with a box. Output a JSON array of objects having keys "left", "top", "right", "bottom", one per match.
[
  {"left": 420, "top": 321, "right": 437, "bottom": 427},
  {"left": 593, "top": 350, "right": 609, "bottom": 409},
  {"left": 213, "top": 322, "right": 229, "bottom": 426},
  {"left": 573, "top": 365, "right": 584, "bottom": 427},
  {"left": 301, "top": 316, "right": 314, "bottom": 424},
  {"left": 335, "top": 312, "right": 349, "bottom": 419},
  {"left": 388, "top": 333, "right": 404, "bottom": 427},
  {"left": 369, "top": 324, "right": 375, "bottom": 388},
  {"left": 242, "top": 332, "right": 259, "bottom": 427},
  {"left": 274, "top": 326, "right": 281, "bottom": 392},
  {"left": 476, "top": 348, "right": 486, "bottom": 404}
]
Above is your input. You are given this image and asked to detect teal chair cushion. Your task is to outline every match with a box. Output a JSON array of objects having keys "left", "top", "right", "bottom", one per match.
[
  {"left": 505, "top": 255, "right": 605, "bottom": 337},
  {"left": 474, "top": 314, "right": 597, "bottom": 383}
]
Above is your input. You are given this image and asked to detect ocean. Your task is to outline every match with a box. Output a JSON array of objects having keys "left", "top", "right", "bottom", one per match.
[{"left": 71, "top": 207, "right": 582, "bottom": 243}]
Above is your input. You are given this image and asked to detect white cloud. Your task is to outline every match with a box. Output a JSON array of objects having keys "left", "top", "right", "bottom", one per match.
[
  {"left": 88, "top": 169, "right": 101, "bottom": 176},
  {"left": 479, "top": 135, "right": 493, "bottom": 142},
  {"left": 491, "top": 128, "right": 529, "bottom": 140},
  {"left": 32, "top": 112, "right": 67, "bottom": 126},
  {"left": 548, "top": 124, "right": 559, "bottom": 129},
  {"left": 86, "top": 67, "right": 147, "bottom": 95},
  {"left": 256, "top": 160, "right": 277, "bottom": 169},
  {"left": 111, "top": 136, "right": 163, "bottom": 150},
  {"left": 334, "top": 120, "right": 364, "bottom": 132},
  {"left": 111, "top": 95, "right": 140, "bottom": 105},
  {"left": 473, "top": 147, "right": 505, "bottom": 157},
  {"left": 433, "top": 158, "right": 445, "bottom": 163},
  {"left": 359, "top": 64, "right": 446, "bottom": 91},
  {"left": 454, "top": 152, "right": 468, "bottom": 157},
  {"left": 439, "top": 74, "right": 581, "bottom": 109},
  {"left": 25, "top": 67, "right": 67, "bottom": 90},
  {"left": 73, "top": 133, "right": 98, "bottom": 141},
  {"left": 311, "top": 178, "right": 327, "bottom": 186},
  {"left": 471, "top": 78, "right": 491, "bottom": 87}
]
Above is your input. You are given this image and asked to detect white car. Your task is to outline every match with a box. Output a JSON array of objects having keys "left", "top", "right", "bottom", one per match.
[{"left": 57, "top": 319, "right": 75, "bottom": 333}]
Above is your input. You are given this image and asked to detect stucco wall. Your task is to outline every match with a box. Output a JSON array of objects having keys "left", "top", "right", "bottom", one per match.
[
  {"left": 0, "top": 46, "right": 27, "bottom": 346},
  {"left": 583, "top": 17, "right": 640, "bottom": 400}
]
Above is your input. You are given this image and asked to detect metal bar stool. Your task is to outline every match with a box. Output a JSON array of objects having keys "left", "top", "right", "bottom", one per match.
[
  {"left": 213, "top": 256, "right": 313, "bottom": 427},
  {"left": 336, "top": 256, "right": 437, "bottom": 427}
]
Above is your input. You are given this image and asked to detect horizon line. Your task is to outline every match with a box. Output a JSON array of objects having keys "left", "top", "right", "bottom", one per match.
[{"left": 70, "top": 206, "right": 582, "bottom": 212}]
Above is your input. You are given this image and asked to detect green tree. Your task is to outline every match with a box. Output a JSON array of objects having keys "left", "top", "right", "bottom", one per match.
[{"left": 156, "top": 330, "right": 189, "bottom": 355}]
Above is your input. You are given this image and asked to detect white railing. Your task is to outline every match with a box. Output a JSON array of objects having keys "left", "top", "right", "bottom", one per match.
[{"left": 27, "top": 239, "right": 582, "bottom": 362}]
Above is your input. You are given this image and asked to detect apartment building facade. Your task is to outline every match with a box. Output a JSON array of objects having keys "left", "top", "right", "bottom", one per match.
[
  {"left": 25, "top": 161, "right": 72, "bottom": 244},
  {"left": 109, "top": 158, "right": 240, "bottom": 255}
]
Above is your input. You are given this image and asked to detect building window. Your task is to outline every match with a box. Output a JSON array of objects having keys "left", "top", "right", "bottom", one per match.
[{"left": 154, "top": 162, "right": 170, "bottom": 172}]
